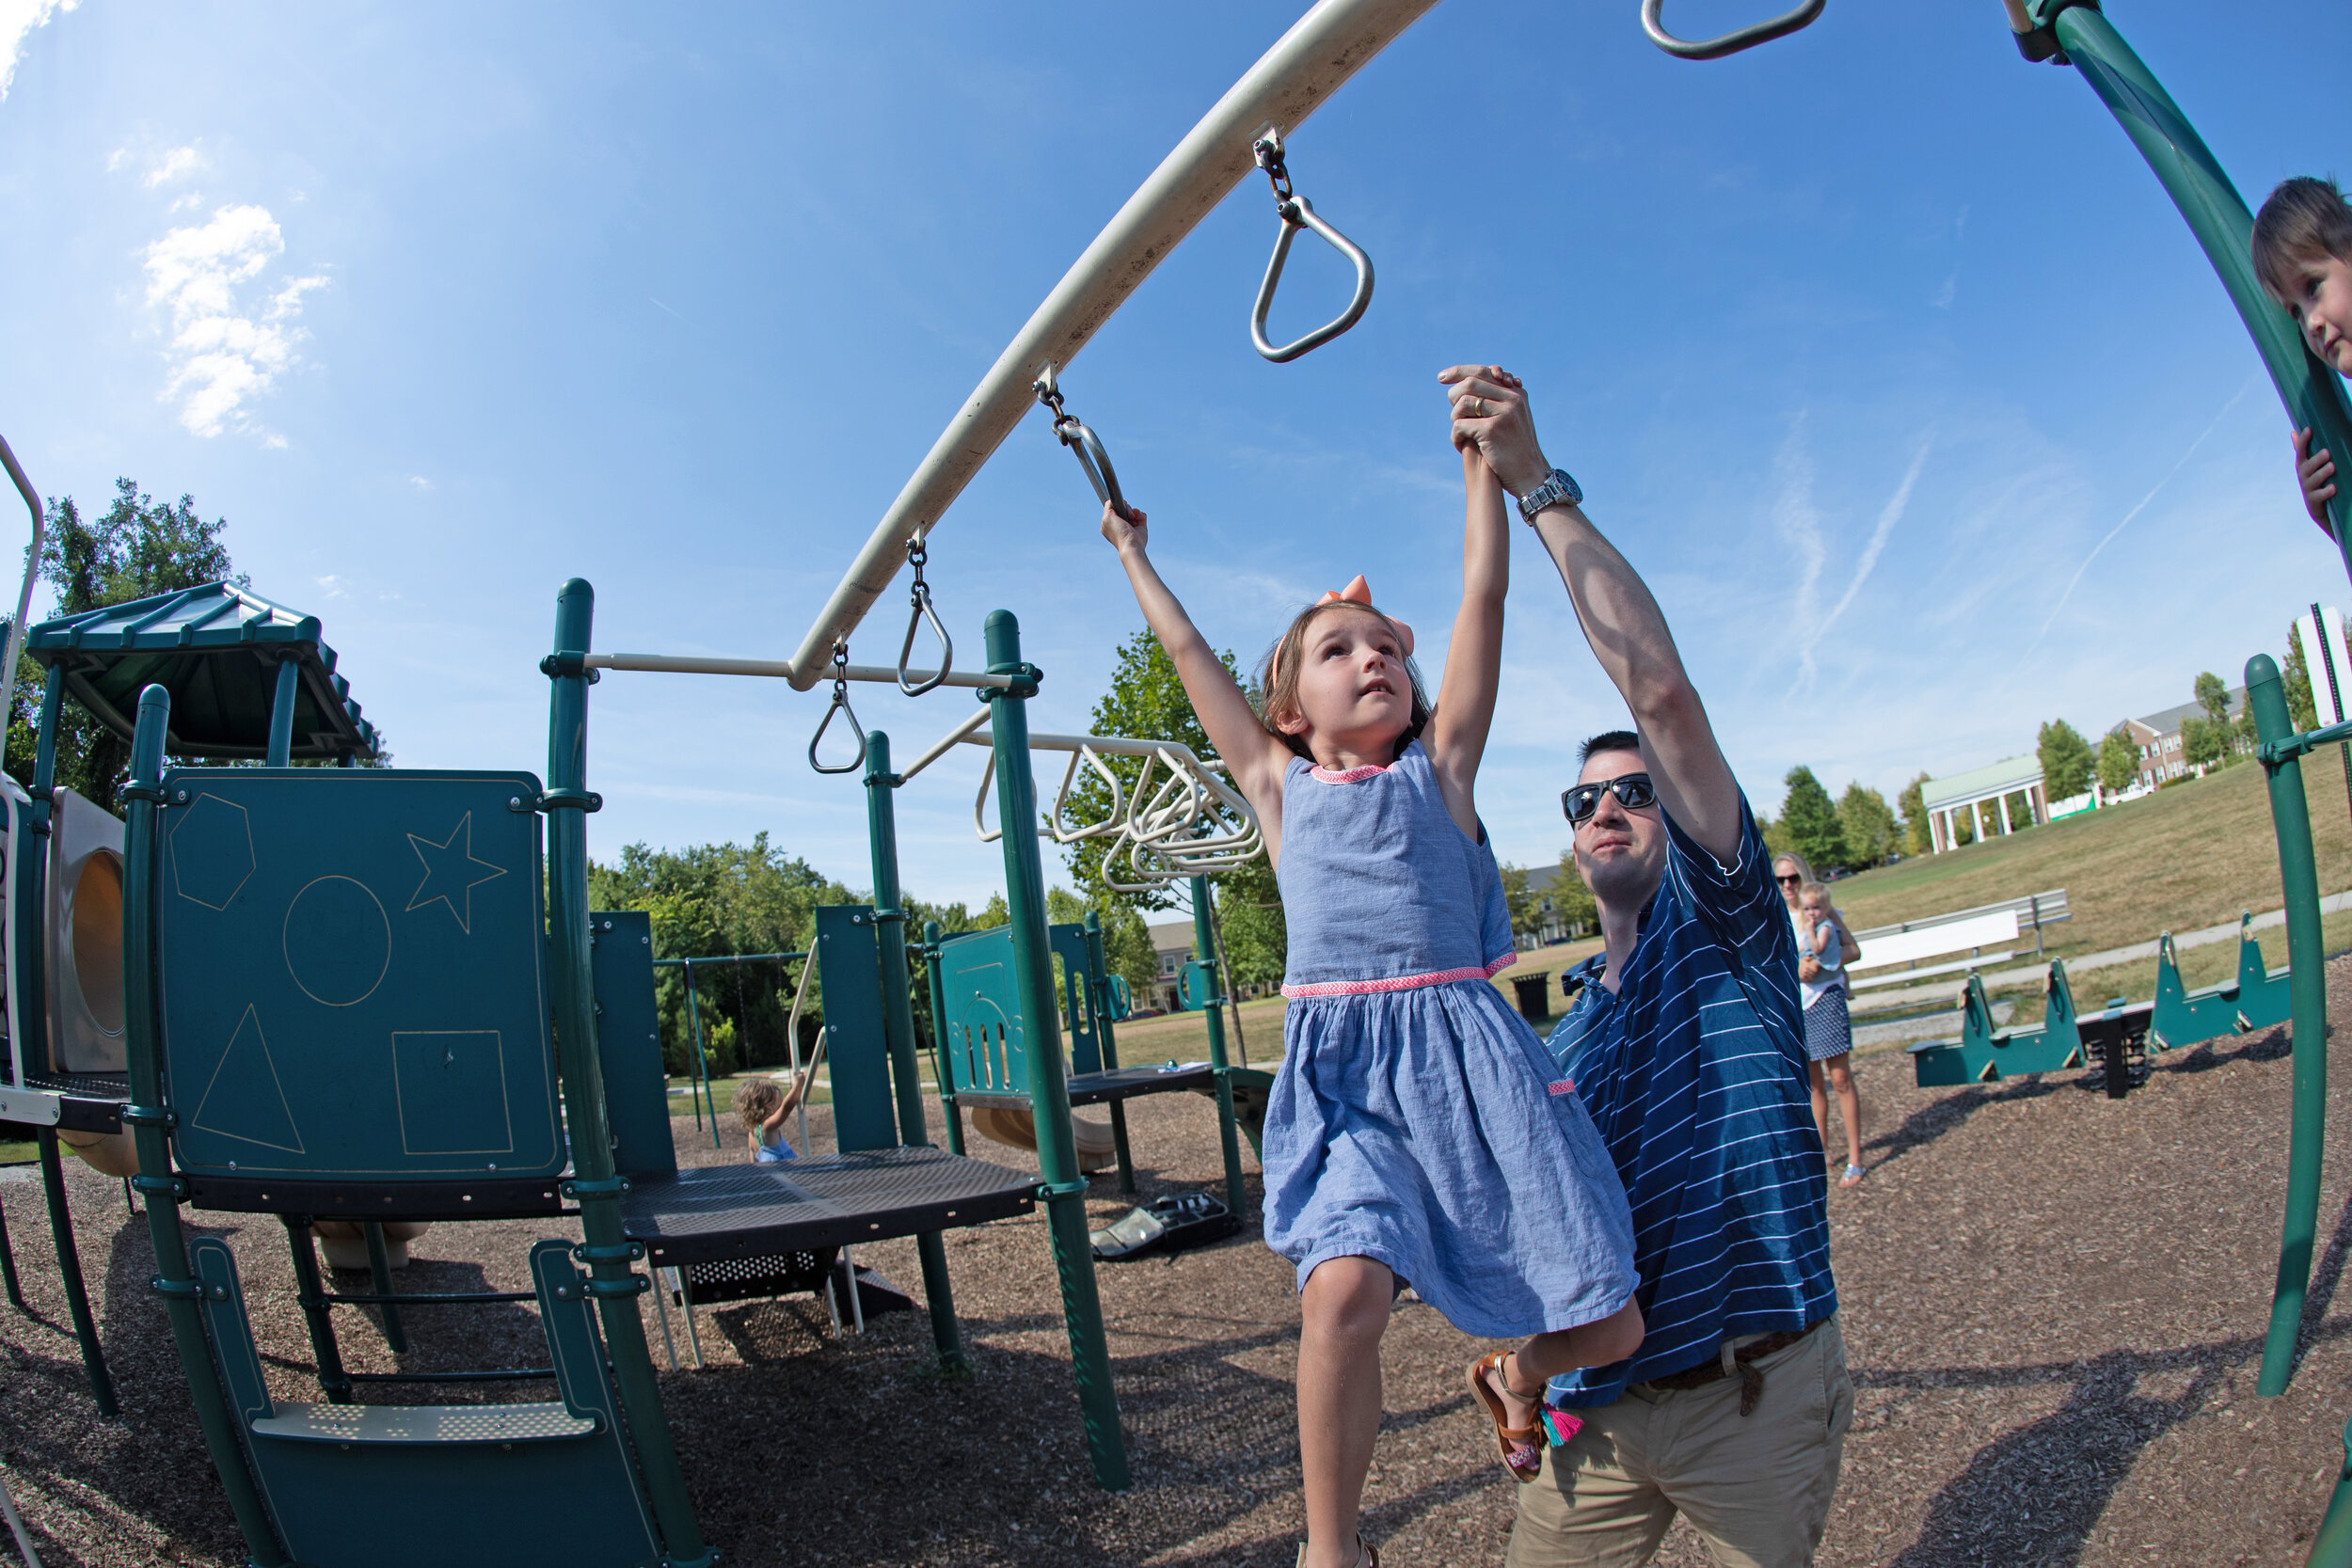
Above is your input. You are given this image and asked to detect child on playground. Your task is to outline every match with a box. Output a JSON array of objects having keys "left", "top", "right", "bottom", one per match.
[
  {"left": 1797, "top": 881, "right": 1866, "bottom": 1188},
  {"left": 2252, "top": 177, "right": 2352, "bottom": 531},
  {"left": 736, "top": 1074, "right": 812, "bottom": 1164},
  {"left": 1096, "top": 373, "right": 1640, "bottom": 1568}
]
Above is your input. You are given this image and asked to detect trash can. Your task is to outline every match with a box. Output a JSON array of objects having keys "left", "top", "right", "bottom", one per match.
[{"left": 1511, "top": 974, "right": 1550, "bottom": 1024}]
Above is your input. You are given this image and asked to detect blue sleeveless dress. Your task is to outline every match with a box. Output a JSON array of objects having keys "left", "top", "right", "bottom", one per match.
[{"left": 1262, "top": 742, "right": 1637, "bottom": 1338}]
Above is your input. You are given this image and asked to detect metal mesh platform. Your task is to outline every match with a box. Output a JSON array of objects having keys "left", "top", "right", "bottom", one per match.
[{"left": 619, "top": 1146, "right": 1036, "bottom": 1268}]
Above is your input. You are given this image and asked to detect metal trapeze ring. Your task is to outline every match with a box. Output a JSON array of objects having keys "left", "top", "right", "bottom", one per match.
[
  {"left": 897, "top": 537, "right": 953, "bottom": 697},
  {"left": 1639, "top": 0, "right": 1825, "bottom": 60},
  {"left": 1248, "top": 130, "right": 1375, "bottom": 364},
  {"left": 810, "top": 643, "right": 866, "bottom": 775},
  {"left": 1034, "top": 366, "right": 1135, "bottom": 521}
]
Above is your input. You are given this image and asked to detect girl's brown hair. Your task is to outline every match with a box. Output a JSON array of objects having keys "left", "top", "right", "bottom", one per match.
[
  {"left": 2254, "top": 176, "right": 2352, "bottom": 303},
  {"left": 1253, "top": 600, "right": 1431, "bottom": 763},
  {"left": 736, "top": 1076, "right": 785, "bottom": 1132}
]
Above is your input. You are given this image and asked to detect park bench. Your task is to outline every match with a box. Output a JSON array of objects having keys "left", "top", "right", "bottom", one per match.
[
  {"left": 1908, "top": 961, "right": 2154, "bottom": 1099},
  {"left": 1847, "top": 888, "right": 2070, "bottom": 998},
  {"left": 2152, "top": 914, "right": 2291, "bottom": 1050}
]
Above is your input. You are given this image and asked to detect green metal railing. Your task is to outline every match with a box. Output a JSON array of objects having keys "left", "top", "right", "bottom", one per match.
[
  {"left": 654, "top": 950, "right": 805, "bottom": 1147},
  {"left": 2247, "top": 658, "right": 2331, "bottom": 1399}
]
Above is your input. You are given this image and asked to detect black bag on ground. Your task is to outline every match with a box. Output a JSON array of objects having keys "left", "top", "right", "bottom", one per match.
[{"left": 1089, "top": 1191, "right": 1240, "bottom": 1261}]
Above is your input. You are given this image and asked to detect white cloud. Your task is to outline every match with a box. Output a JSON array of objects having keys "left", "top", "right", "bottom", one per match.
[
  {"left": 0, "top": 0, "right": 75, "bottom": 101},
  {"left": 314, "top": 575, "right": 348, "bottom": 599},
  {"left": 406, "top": 475, "right": 433, "bottom": 492},
  {"left": 142, "top": 204, "right": 328, "bottom": 442},
  {"left": 144, "top": 144, "right": 203, "bottom": 187}
]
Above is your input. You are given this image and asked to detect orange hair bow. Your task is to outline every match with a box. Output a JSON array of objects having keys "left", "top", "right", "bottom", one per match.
[{"left": 1272, "top": 575, "right": 1414, "bottom": 688}]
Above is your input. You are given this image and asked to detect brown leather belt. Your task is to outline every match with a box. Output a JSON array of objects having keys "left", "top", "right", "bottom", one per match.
[{"left": 1631, "top": 1320, "right": 1822, "bottom": 1415}]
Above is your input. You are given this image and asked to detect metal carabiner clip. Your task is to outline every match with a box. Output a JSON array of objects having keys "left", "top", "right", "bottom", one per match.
[
  {"left": 809, "top": 642, "right": 867, "bottom": 775},
  {"left": 1640, "top": 0, "right": 1824, "bottom": 60},
  {"left": 896, "top": 535, "right": 953, "bottom": 697},
  {"left": 1033, "top": 367, "right": 1136, "bottom": 520},
  {"left": 1249, "top": 131, "right": 1375, "bottom": 364}
]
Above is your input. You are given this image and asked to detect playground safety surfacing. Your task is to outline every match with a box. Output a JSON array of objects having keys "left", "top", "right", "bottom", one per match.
[{"left": 5, "top": 964, "right": 2351, "bottom": 1566}]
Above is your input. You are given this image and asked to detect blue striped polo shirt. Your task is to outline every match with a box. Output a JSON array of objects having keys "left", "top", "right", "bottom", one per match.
[{"left": 1542, "top": 796, "right": 1835, "bottom": 1407}]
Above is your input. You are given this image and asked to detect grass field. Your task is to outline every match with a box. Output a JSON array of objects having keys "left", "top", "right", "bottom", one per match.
[{"left": 1826, "top": 747, "right": 2352, "bottom": 958}]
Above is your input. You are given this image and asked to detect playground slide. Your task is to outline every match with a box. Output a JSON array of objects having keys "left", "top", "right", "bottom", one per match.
[
  {"left": 57, "top": 1125, "right": 138, "bottom": 1179},
  {"left": 968, "top": 1105, "right": 1120, "bottom": 1173}
]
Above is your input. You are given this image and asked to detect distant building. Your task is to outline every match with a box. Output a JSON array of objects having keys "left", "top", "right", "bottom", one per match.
[
  {"left": 1920, "top": 755, "right": 2046, "bottom": 854},
  {"left": 1518, "top": 863, "right": 1590, "bottom": 947},
  {"left": 1145, "top": 920, "right": 1196, "bottom": 1011},
  {"left": 2117, "top": 687, "right": 2246, "bottom": 790}
]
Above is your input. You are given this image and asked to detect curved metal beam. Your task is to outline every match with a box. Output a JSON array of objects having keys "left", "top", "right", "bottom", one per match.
[{"left": 787, "top": 0, "right": 1444, "bottom": 688}]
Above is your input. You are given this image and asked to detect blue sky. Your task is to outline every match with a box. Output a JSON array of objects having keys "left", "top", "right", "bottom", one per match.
[{"left": 3, "top": 1, "right": 2348, "bottom": 908}]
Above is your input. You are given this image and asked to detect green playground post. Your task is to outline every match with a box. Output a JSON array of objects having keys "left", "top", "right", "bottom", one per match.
[
  {"left": 544, "top": 579, "right": 714, "bottom": 1565},
  {"left": 1082, "top": 911, "right": 1137, "bottom": 1191},
  {"left": 2310, "top": 1419, "right": 2352, "bottom": 1568},
  {"left": 863, "top": 730, "right": 970, "bottom": 1375},
  {"left": 1188, "top": 877, "right": 1250, "bottom": 1217},
  {"left": 121, "top": 686, "right": 286, "bottom": 1563},
  {"left": 982, "top": 610, "right": 1129, "bottom": 1491},
  {"left": 924, "top": 919, "right": 967, "bottom": 1156},
  {"left": 264, "top": 654, "right": 299, "bottom": 768},
  {"left": 2030, "top": 3, "right": 2352, "bottom": 568},
  {"left": 2249, "top": 654, "right": 2329, "bottom": 1397}
]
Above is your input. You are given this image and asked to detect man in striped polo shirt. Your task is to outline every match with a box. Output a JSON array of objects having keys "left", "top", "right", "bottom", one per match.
[{"left": 1443, "top": 364, "right": 1850, "bottom": 1567}]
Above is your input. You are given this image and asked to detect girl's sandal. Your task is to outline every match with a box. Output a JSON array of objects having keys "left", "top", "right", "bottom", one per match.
[
  {"left": 1839, "top": 1163, "right": 1866, "bottom": 1188},
  {"left": 1295, "top": 1538, "right": 1378, "bottom": 1567},
  {"left": 1467, "top": 1350, "right": 1547, "bottom": 1484}
]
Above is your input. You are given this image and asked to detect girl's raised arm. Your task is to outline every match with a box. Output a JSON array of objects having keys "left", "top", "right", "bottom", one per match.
[
  {"left": 1421, "top": 445, "right": 1510, "bottom": 832},
  {"left": 1099, "top": 501, "right": 1296, "bottom": 848}
]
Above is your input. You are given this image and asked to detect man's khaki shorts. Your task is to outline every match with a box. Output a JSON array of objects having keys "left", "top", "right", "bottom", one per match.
[{"left": 1506, "top": 1317, "right": 1852, "bottom": 1568}]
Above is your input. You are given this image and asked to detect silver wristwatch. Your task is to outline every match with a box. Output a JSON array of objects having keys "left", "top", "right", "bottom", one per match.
[{"left": 1516, "top": 467, "right": 1583, "bottom": 522}]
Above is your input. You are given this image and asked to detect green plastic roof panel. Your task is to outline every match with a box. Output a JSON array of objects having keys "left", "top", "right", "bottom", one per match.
[{"left": 25, "top": 582, "right": 378, "bottom": 760}]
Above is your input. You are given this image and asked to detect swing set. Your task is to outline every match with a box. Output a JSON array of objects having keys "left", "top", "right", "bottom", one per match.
[{"left": 12, "top": 0, "right": 2352, "bottom": 1561}]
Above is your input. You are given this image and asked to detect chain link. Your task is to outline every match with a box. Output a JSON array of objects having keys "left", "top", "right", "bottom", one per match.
[{"left": 1253, "top": 132, "right": 1295, "bottom": 207}]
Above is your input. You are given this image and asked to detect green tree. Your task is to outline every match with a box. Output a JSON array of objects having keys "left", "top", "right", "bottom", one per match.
[
  {"left": 1836, "top": 783, "right": 1898, "bottom": 868},
  {"left": 9, "top": 481, "right": 251, "bottom": 811},
  {"left": 1896, "top": 772, "right": 1932, "bottom": 856},
  {"left": 589, "top": 834, "right": 858, "bottom": 1073},
  {"left": 2036, "top": 719, "right": 2095, "bottom": 802},
  {"left": 2194, "top": 671, "right": 2231, "bottom": 727},
  {"left": 2180, "top": 713, "right": 2222, "bottom": 772},
  {"left": 1778, "top": 766, "right": 1847, "bottom": 871},
  {"left": 1500, "top": 863, "right": 1536, "bottom": 942},
  {"left": 2285, "top": 623, "right": 2321, "bottom": 734},
  {"left": 1212, "top": 857, "right": 1285, "bottom": 991},
  {"left": 1550, "top": 851, "right": 1598, "bottom": 937},
  {"left": 2097, "top": 727, "right": 2138, "bottom": 796}
]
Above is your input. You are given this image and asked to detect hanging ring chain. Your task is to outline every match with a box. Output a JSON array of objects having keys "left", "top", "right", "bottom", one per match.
[
  {"left": 809, "top": 639, "right": 866, "bottom": 774},
  {"left": 1254, "top": 133, "right": 1295, "bottom": 213},
  {"left": 898, "top": 533, "right": 952, "bottom": 697}
]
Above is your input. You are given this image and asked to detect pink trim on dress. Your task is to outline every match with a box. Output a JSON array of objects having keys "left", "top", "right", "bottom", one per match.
[
  {"left": 1547, "top": 1080, "right": 1577, "bottom": 1097},
  {"left": 1308, "top": 761, "right": 1389, "bottom": 784},
  {"left": 1282, "top": 963, "right": 1493, "bottom": 998},
  {"left": 1485, "top": 952, "right": 1518, "bottom": 975}
]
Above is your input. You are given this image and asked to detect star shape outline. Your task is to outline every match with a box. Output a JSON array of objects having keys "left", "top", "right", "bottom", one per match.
[{"left": 405, "top": 812, "right": 508, "bottom": 935}]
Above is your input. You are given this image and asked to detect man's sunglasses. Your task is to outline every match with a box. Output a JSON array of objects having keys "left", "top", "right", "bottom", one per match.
[{"left": 1563, "top": 772, "right": 1658, "bottom": 825}]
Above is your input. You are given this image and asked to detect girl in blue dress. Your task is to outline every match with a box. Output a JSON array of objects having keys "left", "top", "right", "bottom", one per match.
[{"left": 1098, "top": 418, "right": 1640, "bottom": 1568}]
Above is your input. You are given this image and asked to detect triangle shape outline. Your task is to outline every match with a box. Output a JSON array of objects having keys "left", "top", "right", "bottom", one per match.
[{"left": 189, "top": 1004, "right": 308, "bottom": 1155}]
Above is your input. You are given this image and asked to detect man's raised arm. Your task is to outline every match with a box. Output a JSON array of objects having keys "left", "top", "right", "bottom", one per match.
[{"left": 1440, "top": 365, "right": 1743, "bottom": 864}]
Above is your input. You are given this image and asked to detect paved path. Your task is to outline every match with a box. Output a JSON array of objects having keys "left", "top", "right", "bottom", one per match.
[{"left": 1851, "top": 889, "right": 2352, "bottom": 1018}]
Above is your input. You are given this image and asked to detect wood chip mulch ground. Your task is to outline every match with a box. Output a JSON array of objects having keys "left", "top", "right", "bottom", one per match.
[{"left": 7, "top": 958, "right": 2352, "bottom": 1566}]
